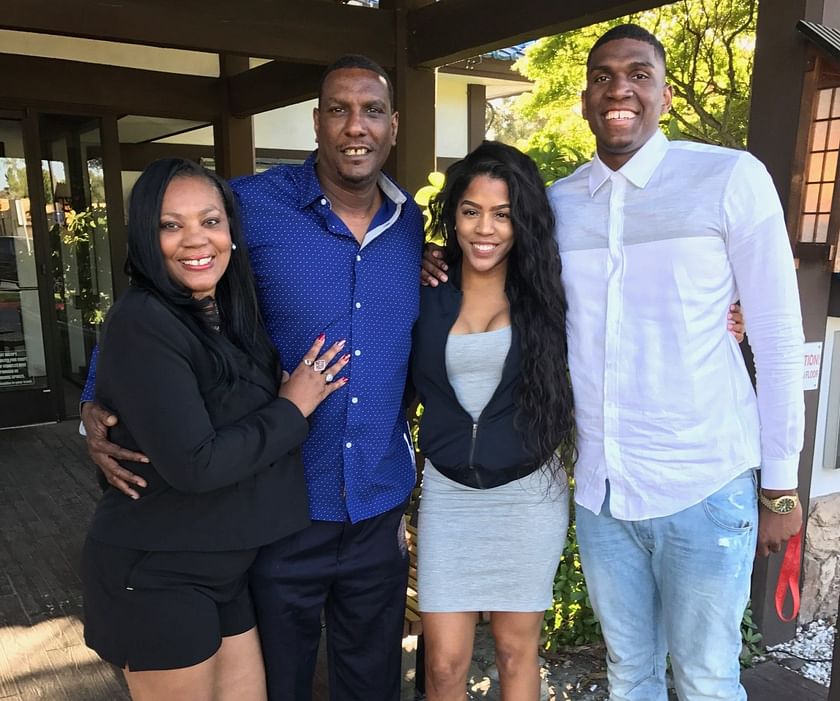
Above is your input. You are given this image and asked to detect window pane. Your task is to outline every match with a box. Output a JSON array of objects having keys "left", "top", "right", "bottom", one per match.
[
  {"left": 809, "top": 152, "right": 826, "bottom": 182},
  {"left": 39, "top": 115, "right": 113, "bottom": 390},
  {"left": 819, "top": 88, "right": 834, "bottom": 119},
  {"left": 0, "top": 290, "right": 47, "bottom": 387},
  {"left": 814, "top": 121, "right": 829, "bottom": 151},
  {"left": 0, "top": 122, "right": 48, "bottom": 391},
  {"left": 825, "top": 151, "right": 839, "bottom": 181},
  {"left": 801, "top": 214, "right": 816, "bottom": 242},
  {"left": 816, "top": 214, "right": 831, "bottom": 243},
  {"left": 832, "top": 88, "right": 840, "bottom": 118},
  {"left": 821, "top": 183, "right": 835, "bottom": 212},
  {"left": 805, "top": 183, "right": 821, "bottom": 212},
  {"left": 828, "top": 120, "right": 840, "bottom": 150}
]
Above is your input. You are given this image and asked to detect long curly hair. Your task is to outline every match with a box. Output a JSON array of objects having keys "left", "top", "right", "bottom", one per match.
[
  {"left": 428, "top": 140, "right": 576, "bottom": 475},
  {"left": 125, "top": 158, "right": 277, "bottom": 389}
]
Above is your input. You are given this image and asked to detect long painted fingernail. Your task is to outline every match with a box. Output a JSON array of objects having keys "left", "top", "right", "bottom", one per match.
[
  {"left": 336, "top": 339, "right": 346, "bottom": 349},
  {"left": 341, "top": 353, "right": 351, "bottom": 362},
  {"left": 317, "top": 333, "right": 325, "bottom": 342},
  {"left": 341, "top": 377, "right": 350, "bottom": 384}
]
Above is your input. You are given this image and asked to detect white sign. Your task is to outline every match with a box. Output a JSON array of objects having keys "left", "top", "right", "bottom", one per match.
[{"left": 804, "top": 342, "right": 823, "bottom": 391}]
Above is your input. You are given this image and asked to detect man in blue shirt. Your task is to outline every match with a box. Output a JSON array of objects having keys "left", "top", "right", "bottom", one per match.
[{"left": 81, "top": 55, "right": 423, "bottom": 700}]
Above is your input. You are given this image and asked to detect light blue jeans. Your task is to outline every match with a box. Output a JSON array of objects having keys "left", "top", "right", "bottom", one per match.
[{"left": 576, "top": 470, "right": 757, "bottom": 701}]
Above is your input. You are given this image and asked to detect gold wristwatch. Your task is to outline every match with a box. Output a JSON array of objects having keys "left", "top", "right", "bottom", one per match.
[{"left": 758, "top": 492, "right": 799, "bottom": 514}]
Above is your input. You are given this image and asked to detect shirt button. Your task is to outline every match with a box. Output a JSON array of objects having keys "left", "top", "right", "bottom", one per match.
[
  {"left": 351, "top": 397, "right": 359, "bottom": 404},
  {"left": 320, "top": 198, "right": 327, "bottom": 206},
  {"left": 355, "top": 302, "right": 361, "bottom": 309},
  {"left": 354, "top": 349, "right": 361, "bottom": 357},
  {"left": 356, "top": 255, "right": 362, "bottom": 262},
  {"left": 345, "top": 442, "right": 353, "bottom": 448}
]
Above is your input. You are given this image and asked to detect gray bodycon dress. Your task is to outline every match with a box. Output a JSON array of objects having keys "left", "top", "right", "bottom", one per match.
[{"left": 417, "top": 326, "right": 569, "bottom": 612}]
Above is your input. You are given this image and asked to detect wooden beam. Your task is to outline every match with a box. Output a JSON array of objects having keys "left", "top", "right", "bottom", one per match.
[
  {"left": 87, "top": 143, "right": 310, "bottom": 171},
  {"left": 0, "top": 0, "right": 395, "bottom": 67},
  {"left": 407, "top": 0, "right": 667, "bottom": 67},
  {"left": 0, "top": 53, "right": 218, "bottom": 120},
  {"left": 227, "top": 61, "right": 323, "bottom": 117}
]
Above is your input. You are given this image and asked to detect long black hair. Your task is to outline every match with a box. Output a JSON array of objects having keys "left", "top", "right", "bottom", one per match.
[
  {"left": 125, "top": 158, "right": 277, "bottom": 387},
  {"left": 429, "top": 140, "right": 576, "bottom": 474}
]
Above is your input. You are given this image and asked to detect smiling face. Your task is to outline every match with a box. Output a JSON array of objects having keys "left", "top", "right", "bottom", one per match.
[
  {"left": 313, "top": 67, "right": 398, "bottom": 191},
  {"left": 158, "top": 176, "right": 232, "bottom": 300},
  {"left": 582, "top": 37, "right": 672, "bottom": 170},
  {"left": 455, "top": 175, "right": 514, "bottom": 277}
]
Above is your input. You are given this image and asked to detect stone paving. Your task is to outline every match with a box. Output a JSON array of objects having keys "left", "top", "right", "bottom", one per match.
[{"left": 0, "top": 421, "right": 129, "bottom": 700}]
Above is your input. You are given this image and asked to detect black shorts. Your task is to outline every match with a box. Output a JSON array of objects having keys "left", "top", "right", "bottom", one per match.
[{"left": 82, "top": 537, "right": 258, "bottom": 671}]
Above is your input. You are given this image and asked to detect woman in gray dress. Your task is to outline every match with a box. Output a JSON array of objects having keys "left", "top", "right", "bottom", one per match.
[{"left": 410, "top": 141, "right": 575, "bottom": 701}]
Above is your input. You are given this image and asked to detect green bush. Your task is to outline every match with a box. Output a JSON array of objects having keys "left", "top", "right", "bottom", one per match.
[
  {"left": 543, "top": 516, "right": 602, "bottom": 649},
  {"left": 740, "top": 604, "right": 764, "bottom": 668}
]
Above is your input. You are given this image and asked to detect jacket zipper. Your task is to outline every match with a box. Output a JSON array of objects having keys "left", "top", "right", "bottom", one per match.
[{"left": 468, "top": 422, "right": 478, "bottom": 469}]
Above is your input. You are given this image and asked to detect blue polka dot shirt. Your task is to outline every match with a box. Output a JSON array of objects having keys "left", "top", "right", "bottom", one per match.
[{"left": 230, "top": 154, "right": 422, "bottom": 522}]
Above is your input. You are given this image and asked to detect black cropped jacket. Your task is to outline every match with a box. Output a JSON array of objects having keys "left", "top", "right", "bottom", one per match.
[{"left": 409, "top": 272, "right": 540, "bottom": 488}]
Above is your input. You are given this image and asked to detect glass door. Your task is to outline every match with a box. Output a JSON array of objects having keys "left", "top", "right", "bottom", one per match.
[
  {"left": 39, "top": 115, "right": 114, "bottom": 417},
  {"left": 0, "top": 113, "right": 118, "bottom": 428},
  {"left": 0, "top": 117, "right": 54, "bottom": 426}
]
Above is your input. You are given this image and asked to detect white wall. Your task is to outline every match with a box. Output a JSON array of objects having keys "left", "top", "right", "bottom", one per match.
[
  {"left": 154, "top": 101, "right": 318, "bottom": 152},
  {"left": 435, "top": 78, "right": 469, "bottom": 160},
  {"left": 811, "top": 316, "right": 840, "bottom": 497},
  {"left": 254, "top": 102, "right": 318, "bottom": 151}
]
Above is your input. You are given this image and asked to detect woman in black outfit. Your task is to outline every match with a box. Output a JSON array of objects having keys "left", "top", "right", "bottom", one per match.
[{"left": 82, "top": 159, "right": 348, "bottom": 701}]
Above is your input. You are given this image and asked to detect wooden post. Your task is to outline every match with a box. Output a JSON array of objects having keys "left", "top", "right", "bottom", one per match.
[
  {"left": 383, "top": 0, "right": 437, "bottom": 198},
  {"left": 100, "top": 114, "right": 128, "bottom": 299},
  {"left": 748, "top": 0, "right": 834, "bottom": 646},
  {"left": 214, "top": 54, "right": 255, "bottom": 179},
  {"left": 467, "top": 83, "right": 486, "bottom": 152}
]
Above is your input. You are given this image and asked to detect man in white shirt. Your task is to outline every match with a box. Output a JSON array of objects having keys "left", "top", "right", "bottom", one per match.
[{"left": 547, "top": 24, "right": 804, "bottom": 701}]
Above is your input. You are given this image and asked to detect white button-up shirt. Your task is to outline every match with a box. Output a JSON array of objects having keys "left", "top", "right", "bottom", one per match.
[{"left": 549, "top": 131, "right": 805, "bottom": 520}]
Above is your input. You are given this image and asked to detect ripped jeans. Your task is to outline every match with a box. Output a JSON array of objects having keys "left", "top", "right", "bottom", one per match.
[{"left": 576, "top": 470, "right": 757, "bottom": 701}]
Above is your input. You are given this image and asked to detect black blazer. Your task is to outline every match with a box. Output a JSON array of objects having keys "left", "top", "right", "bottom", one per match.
[
  {"left": 410, "top": 271, "right": 540, "bottom": 489},
  {"left": 88, "top": 287, "right": 311, "bottom": 551}
]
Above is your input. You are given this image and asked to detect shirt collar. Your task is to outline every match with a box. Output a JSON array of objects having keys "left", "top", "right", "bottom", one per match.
[
  {"left": 588, "top": 130, "right": 669, "bottom": 196},
  {"left": 297, "top": 150, "right": 407, "bottom": 209}
]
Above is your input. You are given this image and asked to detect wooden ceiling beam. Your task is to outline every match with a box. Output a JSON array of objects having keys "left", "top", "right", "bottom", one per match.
[
  {"left": 407, "top": 0, "right": 667, "bottom": 67},
  {"left": 0, "top": 53, "right": 219, "bottom": 120},
  {"left": 0, "top": 0, "right": 395, "bottom": 67},
  {"left": 227, "top": 61, "right": 324, "bottom": 117}
]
